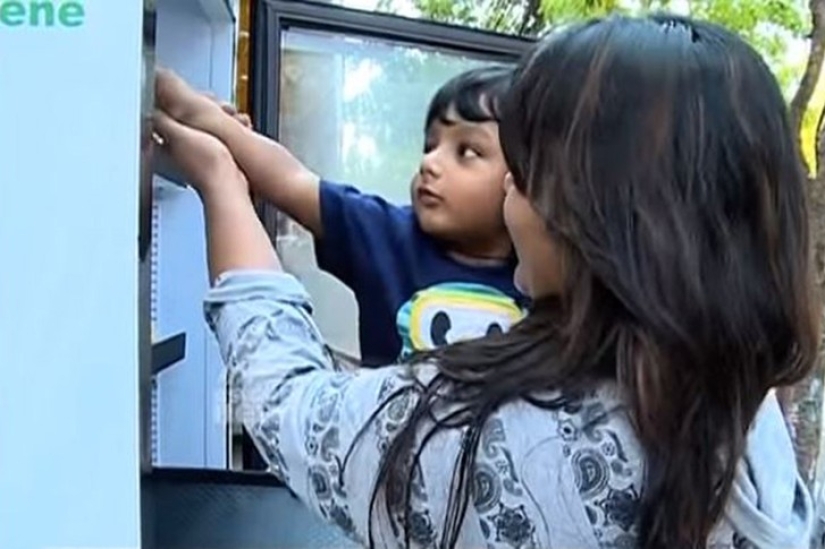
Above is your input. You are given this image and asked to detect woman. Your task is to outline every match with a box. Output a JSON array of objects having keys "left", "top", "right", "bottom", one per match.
[{"left": 153, "top": 14, "right": 818, "bottom": 549}]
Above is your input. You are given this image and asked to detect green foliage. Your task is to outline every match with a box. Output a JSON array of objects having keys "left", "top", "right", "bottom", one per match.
[
  {"left": 372, "top": 0, "right": 821, "bottom": 172},
  {"left": 398, "top": 0, "right": 820, "bottom": 170},
  {"left": 538, "top": 0, "right": 623, "bottom": 23},
  {"left": 687, "top": 0, "right": 808, "bottom": 89},
  {"left": 400, "top": 0, "right": 810, "bottom": 91},
  {"left": 404, "top": 0, "right": 526, "bottom": 33}
]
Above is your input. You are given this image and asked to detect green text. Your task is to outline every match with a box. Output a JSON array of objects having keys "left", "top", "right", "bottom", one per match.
[{"left": 0, "top": 1, "right": 85, "bottom": 27}]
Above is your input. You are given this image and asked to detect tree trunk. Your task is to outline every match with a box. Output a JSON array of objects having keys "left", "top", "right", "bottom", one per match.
[
  {"left": 778, "top": 346, "right": 825, "bottom": 486},
  {"left": 791, "top": 0, "right": 825, "bottom": 172},
  {"left": 779, "top": 0, "right": 825, "bottom": 491}
]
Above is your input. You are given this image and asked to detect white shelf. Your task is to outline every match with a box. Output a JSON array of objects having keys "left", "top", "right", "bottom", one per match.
[
  {"left": 197, "top": 0, "right": 235, "bottom": 24},
  {"left": 164, "top": 0, "right": 235, "bottom": 24}
]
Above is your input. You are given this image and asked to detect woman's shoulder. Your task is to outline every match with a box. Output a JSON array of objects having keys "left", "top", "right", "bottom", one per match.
[{"left": 467, "top": 382, "right": 645, "bottom": 548}]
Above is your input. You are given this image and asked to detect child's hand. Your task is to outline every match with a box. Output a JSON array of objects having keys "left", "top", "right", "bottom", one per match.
[
  {"left": 210, "top": 95, "right": 253, "bottom": 129},
  {"left": 156, "top": 68, "right": 252, "bottom": 131},
  {"left": 155, "top": 68, "right": 225, "bottom": 130},
  {"left": 153, "top": 109, "right": 248, "bottom": 196}
]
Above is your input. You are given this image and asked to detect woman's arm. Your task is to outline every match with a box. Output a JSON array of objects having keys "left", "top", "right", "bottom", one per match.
[
  {"left": 200, "top": 180, "right": 280, "bottom": 281},
  {"left": 204, "top": 270, "right": 447, "bottom": 547},
  {"left": 153, "top": 110, "right": 442, "bottom": 545},
  {"left": 153, "top": 109, "right": 280, "bottom": 280}
]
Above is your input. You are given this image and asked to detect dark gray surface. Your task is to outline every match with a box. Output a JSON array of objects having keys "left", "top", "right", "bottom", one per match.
[{"left": 144, "top": 472, "right": 359, "bottom": 549}]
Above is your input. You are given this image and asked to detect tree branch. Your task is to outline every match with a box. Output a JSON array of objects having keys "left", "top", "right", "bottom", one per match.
[
  {"left": 517, "top": 0, "right": 542, "bottom": 36},
  {"left": 792, "top": 0, "right": 825, "bottom": 174}
]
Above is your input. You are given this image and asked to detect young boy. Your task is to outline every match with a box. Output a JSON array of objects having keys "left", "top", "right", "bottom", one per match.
[{"left": 156, "top": 66, "right": 526, "bottom": 366}]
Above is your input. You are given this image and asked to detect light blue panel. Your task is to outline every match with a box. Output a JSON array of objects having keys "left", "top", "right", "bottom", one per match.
[
  {"left": 0, "top": 1, "right": 143, "bottom": 548},
  {"left": 154, "top": 182, "right": 210, "bottom": 467},
  {"left": 153, "top": 0, "right": 234, "bottom": 468},
  {"left": 204, "top": 17, "right": 236, "bottom": 470},
  {"left": 156, "top": 0, "right": 214, "bottom": 87}
]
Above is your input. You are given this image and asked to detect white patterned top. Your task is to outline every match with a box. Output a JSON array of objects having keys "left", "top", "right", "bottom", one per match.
[{"left": 203, "top": 270, "right": 812, "bottom": 549}]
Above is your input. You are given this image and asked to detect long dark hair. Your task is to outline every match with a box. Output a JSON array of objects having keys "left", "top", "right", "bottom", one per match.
[{"left": 367, "top": 14, "right": 820, "bottom": 548}]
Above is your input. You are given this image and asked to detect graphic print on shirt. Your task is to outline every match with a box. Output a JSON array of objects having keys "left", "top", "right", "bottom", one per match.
[{"left": 396, "top": 282, "right": 525, "bottom": 359}]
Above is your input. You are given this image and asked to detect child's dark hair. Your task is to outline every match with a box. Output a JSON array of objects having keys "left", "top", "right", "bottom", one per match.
[{"left": 424, "top": 65, "right": 513, "bottom": 130}]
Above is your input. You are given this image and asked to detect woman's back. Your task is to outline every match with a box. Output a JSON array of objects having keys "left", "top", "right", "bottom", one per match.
[{"left": 431, "top": 386, "right": 808, "bottom": 548}]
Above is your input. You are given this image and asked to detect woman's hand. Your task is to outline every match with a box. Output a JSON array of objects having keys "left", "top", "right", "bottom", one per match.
[{"left": 152, "top": 109, "right": 248, "bottom": 197}]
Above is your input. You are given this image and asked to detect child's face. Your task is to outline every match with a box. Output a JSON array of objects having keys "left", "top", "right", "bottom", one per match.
[{"left": 411, "top": 111, "right": 509, "bottom": 255}]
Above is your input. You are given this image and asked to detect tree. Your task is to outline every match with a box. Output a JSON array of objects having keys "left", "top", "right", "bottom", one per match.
[{"left": 381, "top": 0, "right": 825, "bottom": 487}]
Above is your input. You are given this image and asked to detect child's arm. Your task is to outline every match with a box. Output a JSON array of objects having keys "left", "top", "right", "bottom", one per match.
[
  {"left": 203, "top": 121, "right": 323, "bottom": 236},
  {"left": 155, "top": 69, "right": 323, "bottom": 237}
]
